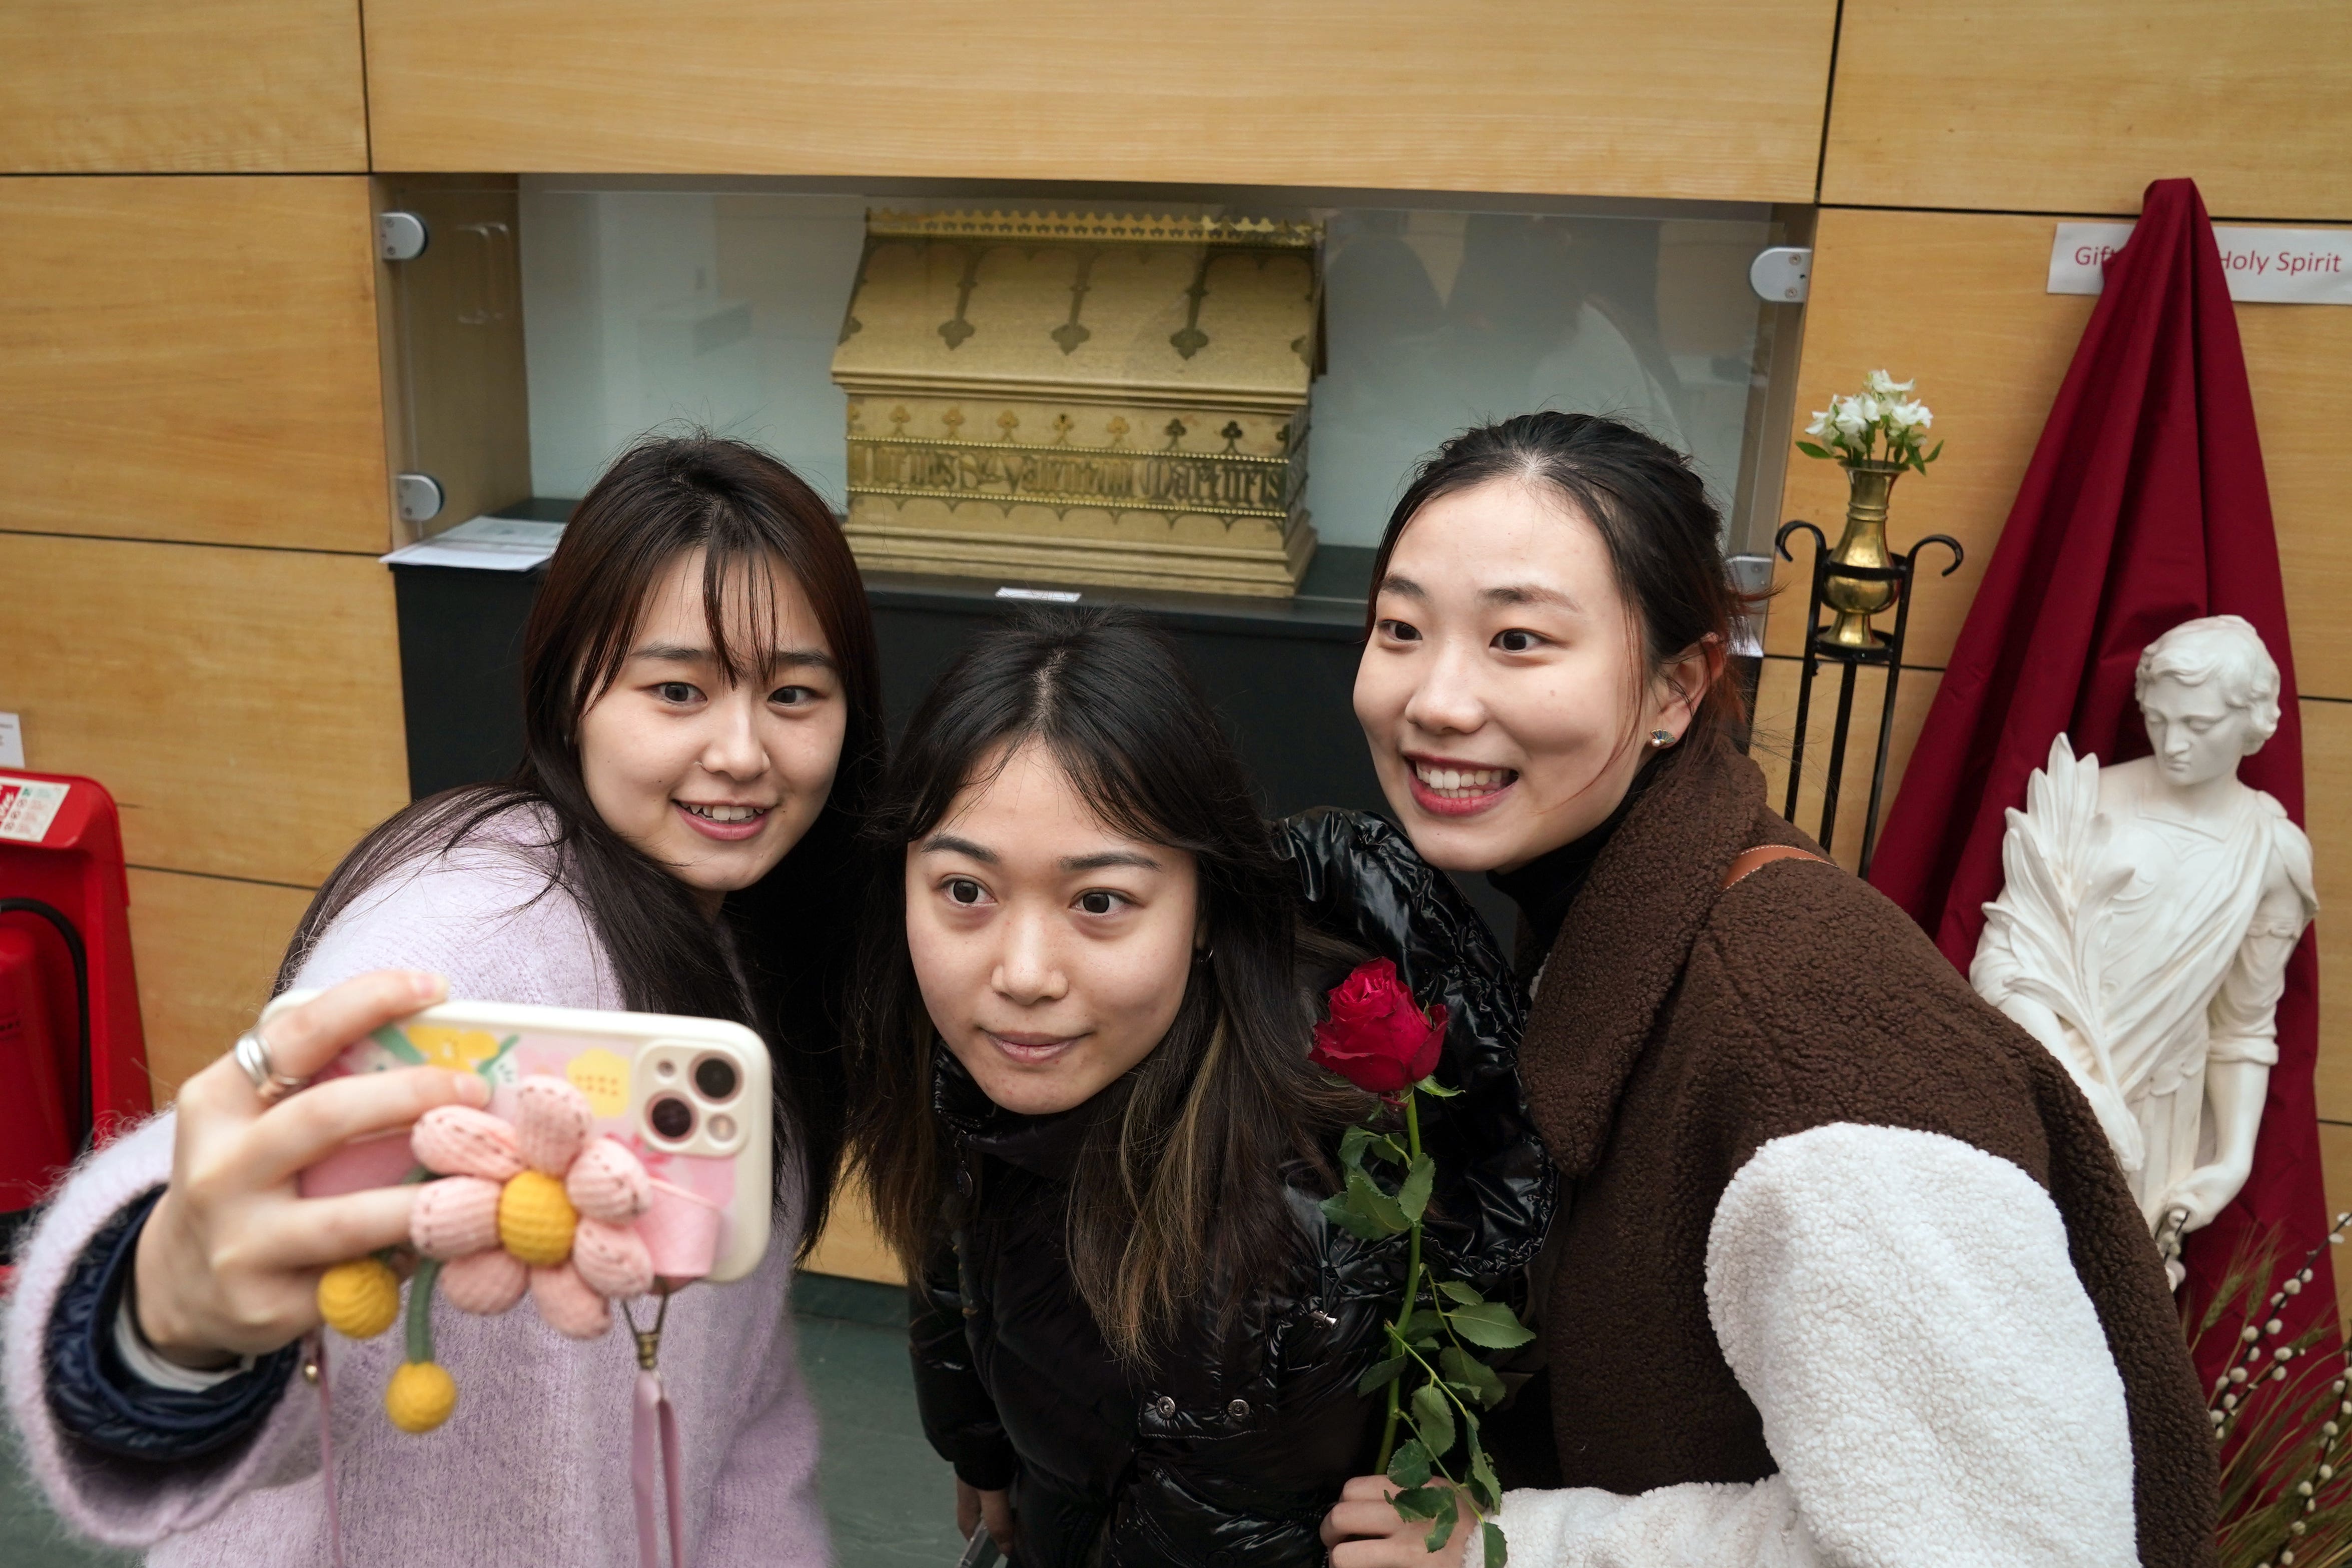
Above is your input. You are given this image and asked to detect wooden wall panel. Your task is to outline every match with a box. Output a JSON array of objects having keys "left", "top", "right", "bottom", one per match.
[
  {"left": 128, "top": 868, "right": 313, "bottom": 1102},
  {"left": 2240, "top": 298, "right": 2352, "bottom": 700},
  {"left": 1773, "top": 208, "right": 2352, "bottom": 702},
  {"left": 0, "top": 534, "right": 409, "bottom": 887},
  {"left": 0, "top": 1, "right": 366, "bottom": 173},
  {"left": 2299, "top": 701, "right": 2350, "bottom": 1123},
  {"left": 804, "top": 1173, "right": 905, "bottom": 1287},
  {"left": 2319, "top": 1121, "right": 2352, "bottom": 1330},
  {"left": 1823, "top": 1, "right": 2352, "bottom": 222},
  {"left": 0, "top": 177, "right": 392, "bottom": 553},
  {"left": 363, "top": 0, "right": 1836, "bottom": 200}
]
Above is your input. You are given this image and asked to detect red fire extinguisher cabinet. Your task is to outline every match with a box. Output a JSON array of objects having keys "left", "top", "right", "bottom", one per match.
[{"left": 1, "top": 769, "right": 151, "bottom": 1241}]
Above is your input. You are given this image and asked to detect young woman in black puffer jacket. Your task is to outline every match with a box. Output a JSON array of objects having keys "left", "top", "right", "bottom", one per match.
[{"left": 847, "top": 610, "right": 1552, "bottom": 1568}]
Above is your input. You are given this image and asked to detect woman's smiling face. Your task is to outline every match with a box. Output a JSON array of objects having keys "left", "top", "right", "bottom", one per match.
[
  {"left": 574, "top": 547, "right": 845, "bottom": 913},
  {"left": 905, "top": 740, "right": 1201, "bottom": 1118},
  {"left": 1352, "top": 479, "right": 1703, "bottom": 874}
]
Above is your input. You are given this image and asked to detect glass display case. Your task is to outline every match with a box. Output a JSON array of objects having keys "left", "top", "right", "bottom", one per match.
[
  {"left": 379, "top": 175, "right": 1809, "bottom": 933},
  {"left": 384, "top": 176, "right": 1807, "bottom": 558}
]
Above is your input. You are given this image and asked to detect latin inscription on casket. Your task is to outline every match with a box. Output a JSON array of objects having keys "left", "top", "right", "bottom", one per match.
[{"left": 847, "top": 439, "right": 1291, "bottom": 518}]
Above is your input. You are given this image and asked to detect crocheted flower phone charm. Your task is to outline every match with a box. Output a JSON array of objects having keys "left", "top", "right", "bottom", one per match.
[{"left": 316, "top": 1075, "right": 706, "bottom": 1566}]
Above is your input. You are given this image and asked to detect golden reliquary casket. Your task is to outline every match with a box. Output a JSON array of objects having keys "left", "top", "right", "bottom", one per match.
[{"left": 829, "top": 210, "right": 1322, "bottom": 597}]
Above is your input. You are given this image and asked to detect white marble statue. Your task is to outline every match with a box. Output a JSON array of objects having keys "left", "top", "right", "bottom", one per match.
[{"left": 1972, "top": 615, "right": 2317, "bottom": 1285}]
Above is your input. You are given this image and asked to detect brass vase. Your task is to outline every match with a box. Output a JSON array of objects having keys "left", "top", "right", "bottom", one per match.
[{"left": 1823, "top": 459, "right": 1904, "bottom": 647}]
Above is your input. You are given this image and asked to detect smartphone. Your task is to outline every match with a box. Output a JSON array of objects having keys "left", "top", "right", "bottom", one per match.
[{"left": 270, "top": 991, "right": 772, "bottom": 1283}]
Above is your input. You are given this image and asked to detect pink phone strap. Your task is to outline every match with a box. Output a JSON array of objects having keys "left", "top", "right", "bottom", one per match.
[
  {"left": 628, "top": 1290, "right": 690, "bottom": 1568},
  {"left": 633, "top": 1365, "right": 688, "bottom": 1568},
  {"left": 310, "top": 1333, "right": 347, "bottom": 1568}
]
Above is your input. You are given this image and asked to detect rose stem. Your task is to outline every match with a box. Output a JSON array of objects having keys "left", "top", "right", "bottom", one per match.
[{"left": 1375, "top": 1088, "right": 1427, "bottom": 1474}]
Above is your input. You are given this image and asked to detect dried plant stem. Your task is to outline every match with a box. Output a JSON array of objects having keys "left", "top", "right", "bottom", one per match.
[{"left": 2198, "top": 1214, "right": 2352, "bottom": 1568}]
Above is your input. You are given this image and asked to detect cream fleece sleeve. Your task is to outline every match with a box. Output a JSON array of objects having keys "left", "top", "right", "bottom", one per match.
[{"left": 1484, "top": 1122, "right": 2137, "bottom": 1567}]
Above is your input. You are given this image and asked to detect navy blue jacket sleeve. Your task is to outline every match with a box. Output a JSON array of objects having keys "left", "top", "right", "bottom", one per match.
[{"left": 43, "top": 1188, "right": 302, "bottom": 1462}]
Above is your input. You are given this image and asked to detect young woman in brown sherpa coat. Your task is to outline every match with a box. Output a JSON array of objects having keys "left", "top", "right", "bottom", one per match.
[{"left": 1319, "top": 413, "right": 2217, "bottom": 1568}]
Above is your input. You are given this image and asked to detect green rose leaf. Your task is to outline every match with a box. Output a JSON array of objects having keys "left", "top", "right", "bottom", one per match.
[
  {"left": 1437, "top": 1280, "right": 1485, "bottom": 1306},
  {"left": 1340, "top": 1124, "right": 1375, "bottom": 1171},
  {"left": 1422, "top": 1488, "right": 1460, "bottom": 1554},
  {"left": 1389, "top": 1485, "right": 1442, "bottom": 1521},
  {"left": 1468, "top": 1438, "right": 1503, "bottom": 1514},
  {"left": 1412, "top": 1074, "right": 1463, "bottom": 1099},
  {"left": 1387, "top": 1438, "right": 1433, "bottom": 1488},
  {"left": 1372, "top": 1133, "right": 1410, "bottom": 1165},
  {"left": 1411, "top": 1382, "right": 1457, "bottom": 1459},
  {"left": 1320, "top": 1189, "right": 1389, "bottom": 1241},
  {"left": 1440, "top": 1345, "right": 1506, "bottom": 1408},
  {"left": 1448, "top": 1302, "right": 1536, "bottom": 1349},
  {"left": 1483, "top": 1519, "right": 1508, "bottom": 1567},
  {"left": 1346, "top": 1166, "right": 1410, "bottom": 1235},
  {"left": 1355, "top": 1355, "right": 1408, "bottom": 1396},
  {"left": 1398, "top": 1153, "right": 1436, "bottom": 1224}
]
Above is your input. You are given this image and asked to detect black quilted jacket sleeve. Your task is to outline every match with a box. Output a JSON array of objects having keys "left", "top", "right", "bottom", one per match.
[
  {"left": 1276, "top": 808, "right": 1556, "bottom": 1284},
  {"left": 909, "top": 1225, "right": 1018, "bottom": 1491}
]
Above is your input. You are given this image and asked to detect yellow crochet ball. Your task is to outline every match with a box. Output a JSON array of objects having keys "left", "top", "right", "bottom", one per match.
[
  {"left": 385, "top": 1360, "right": 458, "bottom": 1434},
  {"left": 497, "top": 1169, "right": 577, "bottom": 1267},
  {"left": 316, "top": 1258, "right": 400, "bottom": 1340}
]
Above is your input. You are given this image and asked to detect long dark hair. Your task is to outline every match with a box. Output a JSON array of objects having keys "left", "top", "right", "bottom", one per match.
[
  {"left": 1370, "top": 411, "right": 1752, "bottom": 761},
  {"left": 278, "top": 436, "right": 883, "bottom": 1253},
  {"left": 849, "top": 609, "right": 1359, "bottom": 1360}
]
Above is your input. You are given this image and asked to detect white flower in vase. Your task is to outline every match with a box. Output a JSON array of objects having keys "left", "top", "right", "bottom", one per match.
[{"left": 1797, "top": 372, "right": 1944, "bottom": 475}]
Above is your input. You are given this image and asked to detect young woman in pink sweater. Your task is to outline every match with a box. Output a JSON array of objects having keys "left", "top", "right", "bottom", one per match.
[{"left": 3, "top": 436, "right": 884, "bottom": 1566}]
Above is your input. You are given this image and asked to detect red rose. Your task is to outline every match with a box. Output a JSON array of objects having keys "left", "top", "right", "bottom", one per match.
[{"left": 1309, "top": 958, "right": 1448, "bottom": 1096}]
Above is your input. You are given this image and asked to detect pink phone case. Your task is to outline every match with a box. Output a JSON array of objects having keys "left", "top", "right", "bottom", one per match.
[{"left": 272, "top": 992, "right": 773, "bottom": 1283}]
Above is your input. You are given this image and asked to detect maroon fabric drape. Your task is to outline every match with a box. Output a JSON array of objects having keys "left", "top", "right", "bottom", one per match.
[{"left": 1868, "top": 178, "right": 2331, "bottom": 1362}]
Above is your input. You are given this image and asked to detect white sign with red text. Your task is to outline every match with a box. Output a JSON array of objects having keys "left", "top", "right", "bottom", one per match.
[
  {"left": 2050, "top": 223, "right": 2352, "bottom": 303},
  {"left": 0, "top": 775, "right": 68, "bottom": 844}
]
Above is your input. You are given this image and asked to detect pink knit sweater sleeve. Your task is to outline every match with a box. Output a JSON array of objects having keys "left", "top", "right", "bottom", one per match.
[
  {"left": 1, "top": 1112, "right": 330, "bottom": 1547},
  {"left": 1, "top": 820, "right": 627, "bottom": 1547}
]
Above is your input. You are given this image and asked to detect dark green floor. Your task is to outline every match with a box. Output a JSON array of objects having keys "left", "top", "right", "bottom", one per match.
[{"left": 2, "top": 1275, "right": 964, "bottom": 1567}]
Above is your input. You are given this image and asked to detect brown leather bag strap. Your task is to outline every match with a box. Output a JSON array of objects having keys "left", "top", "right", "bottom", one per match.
[{"left": 1720, "top": 843, "right": 1831, "bottom": 890}]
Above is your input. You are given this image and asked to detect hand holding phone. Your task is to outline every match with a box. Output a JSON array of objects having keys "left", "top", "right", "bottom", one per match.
[
  {"left": 132, "top": 971, "right": 478, "bottom": 1367},
  {"left": 275, "top": 991, "right": 772, "bottom": 1284}
]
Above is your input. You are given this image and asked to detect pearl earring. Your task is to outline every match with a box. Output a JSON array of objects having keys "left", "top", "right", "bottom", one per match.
[{"left": 1648, "top": 729, "right": 1677, "bottom": 749}]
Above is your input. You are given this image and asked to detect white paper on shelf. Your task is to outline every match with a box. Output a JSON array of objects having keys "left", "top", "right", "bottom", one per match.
[
  {"left": 995, "top": 586, "right": 1082, "bottom": 603},
  {"left": 381, "top": 515, "right": 566, "bottom": 571}
]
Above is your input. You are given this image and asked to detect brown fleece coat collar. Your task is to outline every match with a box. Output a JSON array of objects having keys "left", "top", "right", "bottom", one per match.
[{"left": 1519, "top": 742, "right": 1804, "bottom": 1175}]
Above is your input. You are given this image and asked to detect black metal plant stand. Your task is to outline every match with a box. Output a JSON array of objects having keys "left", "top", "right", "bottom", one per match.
[{"left": 1773, "top": 520, "right": 1964, "bottom": 874}]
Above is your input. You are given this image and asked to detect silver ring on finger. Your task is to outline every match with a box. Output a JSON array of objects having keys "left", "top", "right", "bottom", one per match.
[{"left": 233, "top": 1027, "right": 308, "bottom": 1106}]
